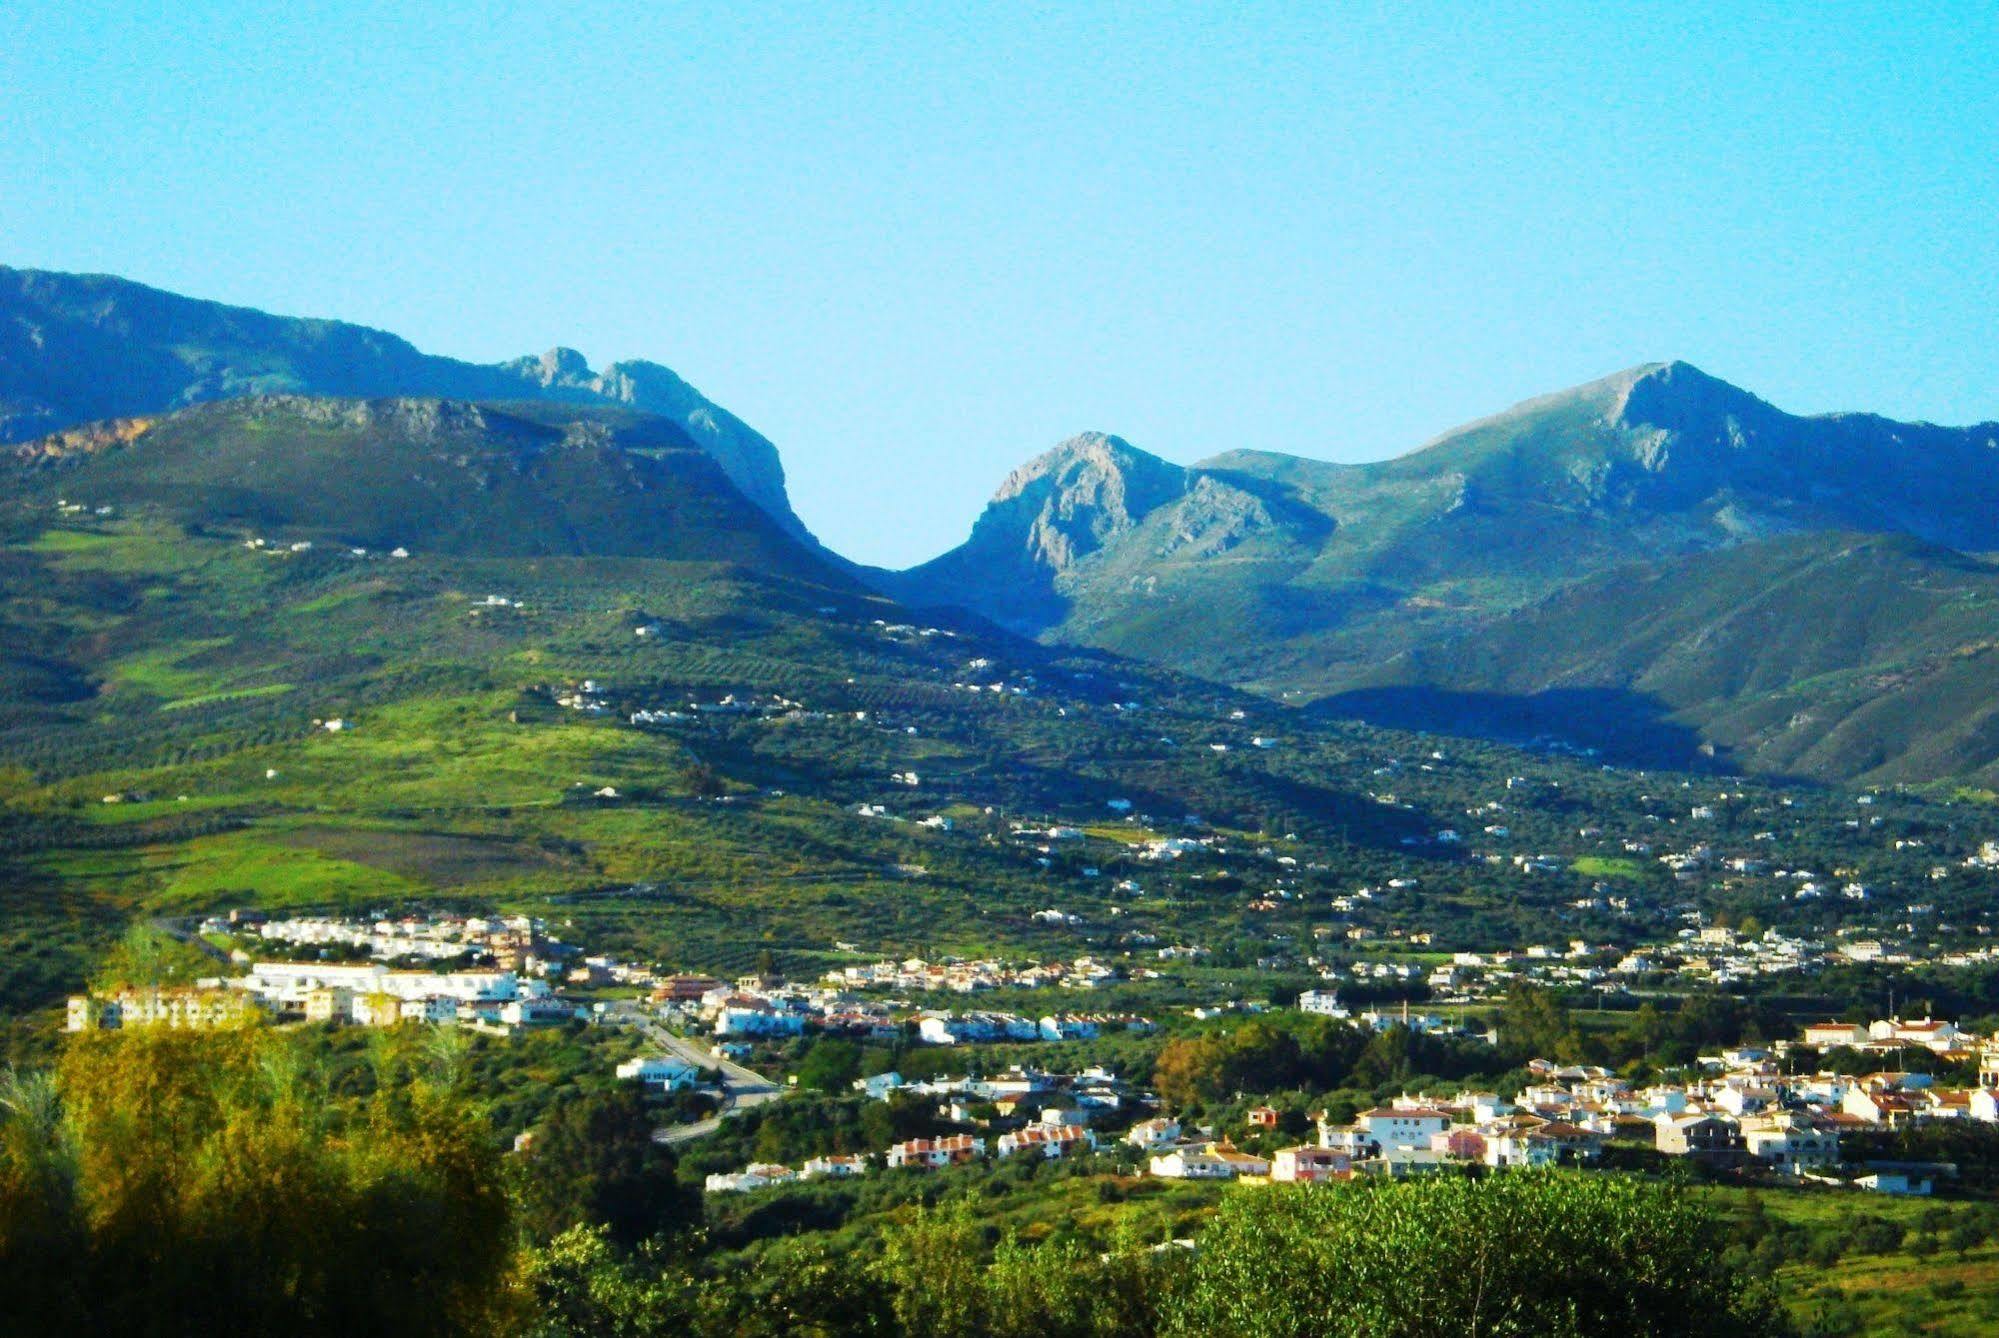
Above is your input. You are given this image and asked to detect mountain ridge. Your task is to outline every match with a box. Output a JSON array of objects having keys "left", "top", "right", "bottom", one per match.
[
  {"left": 896, "top": 361, "right": 1999, "bottom": 783},
  {"left": 4, "top": 392, "right": 846, "bottom": 577},
  {"left": 0, "top": 264, "right": 811, "bottom": 542},
  {"left": 11, "top": 260, "right": 1999, "bottom": 785}
]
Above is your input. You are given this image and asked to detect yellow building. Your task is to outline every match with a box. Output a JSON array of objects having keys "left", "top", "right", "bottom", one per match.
[
  {"left": 304, "top": 986, "right": 356, "bottom": 1025},
  {"left": 66, "top": 988, "right": 262, "bottom": 1032}
]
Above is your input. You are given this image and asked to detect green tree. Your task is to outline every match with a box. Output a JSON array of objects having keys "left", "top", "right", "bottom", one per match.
[
  {"left": 514, "top": 1087, "right": 699, "bottom": 1249},
  {"left": 1, "top": 1027, "right": 518, "bottom": 1337},
  {"left": 1499, "top": 985, "right": 1579, "bottom": 1062},
  {"left": 1169, "top": 1174, "right": 1791, "bottom": 1337},
  {"left": 519, "top": 1224, "right": 695, "bottom": 1337},
  {"left": 89, "top": 924, "right": 211, "bottom": 993},
  {"left": 1946, "top": 1219, "right": 1985, "bottom": 1258},
  {"left": 1152, "top": 1035, "right": 1225, "bottom": 1108},
  {"left": 875, "top": 1203, "right": 987, "bottom": 1337},
  {"left": 872, "top": 1206, "right": 1176, "bottom": 1338},
  {"left": 0, "top": 1067, "right": 82, "bottom": 1322},
  {"left": 795, "top": 1038, "right": 863, "bottom": 1093}
]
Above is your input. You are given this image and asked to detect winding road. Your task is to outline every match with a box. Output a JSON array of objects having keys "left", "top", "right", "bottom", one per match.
[{"left": 601, "top": 1004, "right": 785, "bottom": 1144}]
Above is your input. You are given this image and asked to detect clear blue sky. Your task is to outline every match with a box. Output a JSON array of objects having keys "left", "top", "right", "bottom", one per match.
[{"left": 5, "top": 3, "right": 1996, "bottom": 565}]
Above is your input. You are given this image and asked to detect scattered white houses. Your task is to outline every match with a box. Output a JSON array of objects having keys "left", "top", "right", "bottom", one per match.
[
  {"left": 714, "top": 998, "right": 808, "bottom": 1038},
  {"left": 66, "top": 987, "right": 262, "bottom": 1032},
  {"left": 1038, "top": 1014, "right": 1101, "bottom": 1041},
  {"left": 801, "top": 1154, "right": 870, "bottom": 1179},
  {"left": 1148, "top": 1143, "right": 1270, "bottom": 1180},
  {"left": 1867, "top": 1017, "right": 1962, "bottom": 1051},
  {"left": 1481, "top": 1127, "right": 1565, "bottom": 1169},
  {"left": 855, "top": 1072, "right": 906, "bottom": 1101},
  {"left": 235, "top": 960, "right": 534, "bottom": 1012},
  {"left": 1741, "top": 1113, "right": 1841, "bottom": 1174},
  {"left": 1856, "top": 1171, "right": 1932, "bottom": 1196},
  {"left": 917, "top": 1012, "right": 1039, "bottom": 1045},
  {"left": 1297, "top": 989, "right": 1348, "bottom": 1017},
  {"left": 1356, "top": 1106, "right": 1454, "bottom": 1152},
  {"left": 1271, "top": 1145, "right": 1349, "bottom": 1182},
  {"left": 705, "top": 1163, "right": 797, "bottom": 1194}
]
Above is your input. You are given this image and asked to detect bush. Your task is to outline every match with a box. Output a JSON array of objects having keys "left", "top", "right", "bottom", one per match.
[{"left": 1172, "top": 1173, "right": 1792, "bottom": 1337}]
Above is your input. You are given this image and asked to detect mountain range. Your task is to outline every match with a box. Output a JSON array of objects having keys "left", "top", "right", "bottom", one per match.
[
  {"left": 896, "top": 362, "right": 1999, "bottom": 782},
  {"left": 7, "top": 263, "right": 1999, "bottom": 785}
]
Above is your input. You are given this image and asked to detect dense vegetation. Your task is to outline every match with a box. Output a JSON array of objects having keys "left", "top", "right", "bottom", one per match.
[
  {"left": 0, "top": 1028, "right": 1793, "bottom": 1335},
  {"left": 0, "top": 1028, "right": 515, "bottom": 1335}
]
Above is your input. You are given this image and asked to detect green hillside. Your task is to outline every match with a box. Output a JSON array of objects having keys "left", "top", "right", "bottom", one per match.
[
  {"left": 1325, "top": 532, "right": 1999, "bottom": 785},
  {"left": 7, "top": 392, "right": 1966, "bottom": 1036},
  {"left": 0, "top": 397, "right": 1471, "bottom": 1019}
]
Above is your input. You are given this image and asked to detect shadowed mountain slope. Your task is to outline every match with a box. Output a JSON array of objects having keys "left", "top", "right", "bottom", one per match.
[{"left": 5, "top": 395, "right": 837, "bottom": 574}]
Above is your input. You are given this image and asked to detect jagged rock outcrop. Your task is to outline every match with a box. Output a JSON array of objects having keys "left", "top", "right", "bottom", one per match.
[{"left": 892, "top": 432, "right": 1315, "bottom": 633}]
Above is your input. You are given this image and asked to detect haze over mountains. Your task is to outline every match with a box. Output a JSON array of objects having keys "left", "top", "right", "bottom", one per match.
[{"left": 7, "top": 264, "right": 1999, "bottom": 785}]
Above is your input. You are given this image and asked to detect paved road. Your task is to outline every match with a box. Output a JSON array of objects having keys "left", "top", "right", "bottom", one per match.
[
  {"left": 601, "top": 1005, "right": 783, "bottom": 1144},
  {"left": 149, "top": 916, "right": 232, "bottom": 964},
  {"left": 139, "top": 934, "right": 780, "bottom": 1145}
]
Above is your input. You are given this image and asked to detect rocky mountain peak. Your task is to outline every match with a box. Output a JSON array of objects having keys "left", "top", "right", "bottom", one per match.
[
  {"left": 1610, "top": 360, "right": 1778, "bottom": 438},
  {"left": 531, "top": 346, "right": 594, "bottom": 384},
  {"left": 982, "top": 433, "right": 1187, "bottom": 573}
]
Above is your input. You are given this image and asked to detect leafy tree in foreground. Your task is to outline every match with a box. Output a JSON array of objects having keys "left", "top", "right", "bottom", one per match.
[
  {"left": 0, "top": 1027, "right": 518, "bottom": 1338},
  {"left": 1173, "top": 1173, "right": 1791, "bottom": 1337},
  {"left": 874, "top": 1202, "right": 1174, "bottom": 1338}
]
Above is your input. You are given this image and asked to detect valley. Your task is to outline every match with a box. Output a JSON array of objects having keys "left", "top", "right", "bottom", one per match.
[{"left": 5, "top": 268, "right": 1999, "bottom": 1336}]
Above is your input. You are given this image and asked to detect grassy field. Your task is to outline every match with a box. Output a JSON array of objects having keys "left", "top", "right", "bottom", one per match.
[
  {"left": 1703, "top": 1185, "right": 1999, "bottom": 1334},
  {"left": 1573, "top": 854, "right": 1642, "bottom": 878}
]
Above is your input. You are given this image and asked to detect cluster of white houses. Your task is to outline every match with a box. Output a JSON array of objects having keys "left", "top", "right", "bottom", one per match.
[
  {"left": 614, "top": 1054, "right": 705, "bottom": 1091},
  {"left": 656, "top": 971, "right": 1156, "bottom": 1047},
  {"left": 1286, "top": 918, "right": 1999, "bottom": 1013},
  {"left": 916, "top": 1011, "right": 1156, "bottom": 1045},
  {"left": 702, "top": 1013, "right": 1999, "bottom": 1199},
  {"left": 855, "top": 1065, "right": 1139, "bottom": 1119},
  {"left": 704, "top": 1154, "right": 870, "bottom": 1193},
  {"left": 819, "top": 955, "right": 1121, "bottom": 993},
  {"left": 1141, "top": 1022, "right": 1999, "bottom": 1191},
  {"left": 214, "top": 911, "right": 551, "bottom": 968},
  {"left": 68, "top": 961, "right": 577, "bottom": 1034},
  {"left": 705, "top": 1110, "right": 1102, "bottom": 1193}
]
